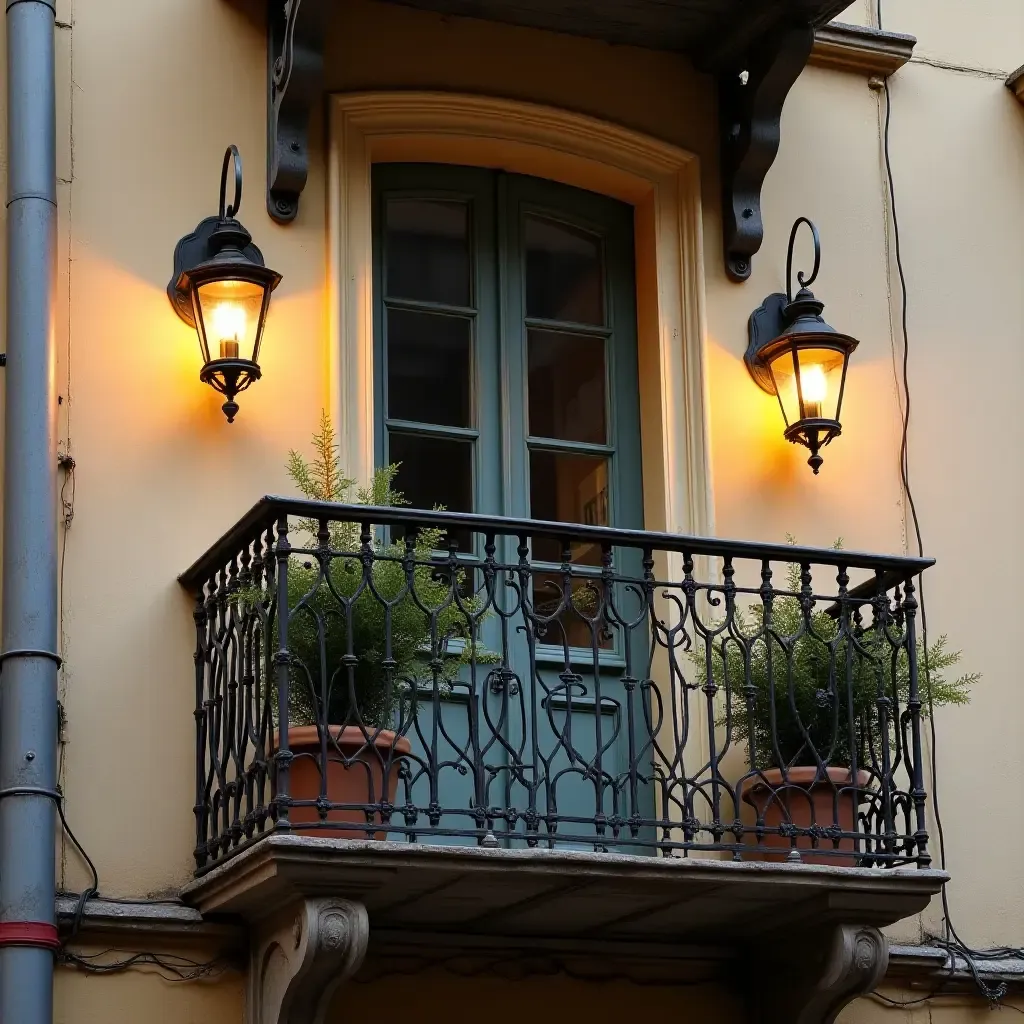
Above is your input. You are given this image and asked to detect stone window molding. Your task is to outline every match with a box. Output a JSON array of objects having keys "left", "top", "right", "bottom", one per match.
[{"left": 327, "top": 90, "right": 714, "bottom": 546}]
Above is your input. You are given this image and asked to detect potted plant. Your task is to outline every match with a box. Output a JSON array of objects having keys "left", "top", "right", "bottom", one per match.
[
  {"left": 698, "top": 541, "right": 976, "bottom": 863},
  {"left": 242, "top": 413, "right": 491, "bottom": 839}
]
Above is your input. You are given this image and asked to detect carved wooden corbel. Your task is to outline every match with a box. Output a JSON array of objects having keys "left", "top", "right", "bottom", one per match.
[
  {"left": 249, "top": 898, "right": 369, "bottom": 1024},
  {"left": 745, "top": 924, "right": 888, "bottom": 1024},
  {"left": 266, "top": 0, "right": 331, "bottom": 223},
  {"left": 717, "top": 24, "right": 815, "bottom": 282}
]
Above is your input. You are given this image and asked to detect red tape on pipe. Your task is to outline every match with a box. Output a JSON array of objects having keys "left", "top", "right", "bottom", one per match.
[{"left": 0, "top": 922, "right": 60, "bottom": 950}]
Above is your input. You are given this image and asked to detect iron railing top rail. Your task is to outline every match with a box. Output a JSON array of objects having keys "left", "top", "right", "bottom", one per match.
[{"left": 179, "top": 496, "right": 934, "bottom": 592}]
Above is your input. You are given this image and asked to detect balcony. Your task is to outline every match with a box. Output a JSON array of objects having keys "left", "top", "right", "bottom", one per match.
[{"left": 179, "top": 499, "right": 946, "bottom": 1019}]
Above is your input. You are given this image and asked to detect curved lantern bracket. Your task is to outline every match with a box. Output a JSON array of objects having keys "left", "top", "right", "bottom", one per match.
[
  {"left": 786, "top": 215, "right": 821, "bottom": 300},
  {"left": 747, "top": 216, "right": 824, "bottom": 391},
  {"left": 267, "top": 0, "right": 331, "bottom": 224}
]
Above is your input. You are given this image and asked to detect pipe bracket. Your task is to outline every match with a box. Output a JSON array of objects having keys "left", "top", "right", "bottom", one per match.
[{"left": 0, "top": 647, "right": 62, "bottom": 668}]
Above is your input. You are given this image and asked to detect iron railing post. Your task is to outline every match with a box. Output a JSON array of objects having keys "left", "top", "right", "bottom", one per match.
[
  {"left": 903, "top": 576, "right": 929, "bottom": 867},
  {"left": 193, "top": 596, "right": 210, "bottom": 870},
  {"left": 273, "top": 515, "right": 292, "bottom": 830}
]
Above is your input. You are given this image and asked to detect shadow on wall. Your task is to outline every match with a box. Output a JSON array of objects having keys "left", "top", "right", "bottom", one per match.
[{"left": 337, "top": 968, "right": 744, "bottom": 1023}]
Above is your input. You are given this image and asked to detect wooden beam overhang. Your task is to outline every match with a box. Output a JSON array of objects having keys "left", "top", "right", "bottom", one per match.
[{"left": 264, "top": 0, "right": 915, "bottom": 281}]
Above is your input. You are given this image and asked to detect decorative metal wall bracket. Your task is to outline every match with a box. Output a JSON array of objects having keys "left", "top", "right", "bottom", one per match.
[
  {"left": 267, "top": 0, "right": 331, "bottom": 223},
  {"left": 718, "top": 25, "right": 815, "bottom": 282}
]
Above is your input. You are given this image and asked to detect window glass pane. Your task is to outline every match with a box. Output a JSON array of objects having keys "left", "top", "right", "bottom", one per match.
[
  {"left": 386, "top": 199, "right": 470, "bottom": 307},
  {"left": 531, "top": 572, "right": 614, "bottom": 650},
  {"left": 388, "top": 309, "right": 471, "bottom": 427},
  {"left": 388, "top": 432, "right": 473, "bottom": 553},
  {"left": 525, "top": 216, "right": 603, "bottom": 325},
  {"left": 530, "top": 451, "right": 608, "bottom": 564},
  {"left": 527, "top": 329, "right": 606, "bottom": 443}
]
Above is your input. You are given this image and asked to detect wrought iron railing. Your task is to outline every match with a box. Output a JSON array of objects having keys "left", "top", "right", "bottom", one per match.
[{"left": 181, "top": 497, "right": 934, "bottom": 874}]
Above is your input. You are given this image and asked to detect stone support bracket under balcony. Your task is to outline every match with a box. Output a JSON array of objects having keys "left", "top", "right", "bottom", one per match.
[
  {"left": 249, "top": 897, "right": 369, "bottom": 1024},
  {"left": 182, "top": 836, "right": 946, "bottom": 1024}
]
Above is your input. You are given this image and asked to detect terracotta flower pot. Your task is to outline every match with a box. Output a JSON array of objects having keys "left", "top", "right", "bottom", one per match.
[
  {"left": 279, "top": 725, "right": 410, "bottom": 840},
  {"left": 740, "top": 766, "right": 871, "bottom": 865}
]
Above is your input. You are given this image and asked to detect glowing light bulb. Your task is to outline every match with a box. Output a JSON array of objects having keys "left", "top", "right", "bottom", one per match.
[
  {"left": 211, "top": 302, "right": 246, "bottom": 359},
  {"left": 800, "top": 364, "right": 827, "bottom": 418}
]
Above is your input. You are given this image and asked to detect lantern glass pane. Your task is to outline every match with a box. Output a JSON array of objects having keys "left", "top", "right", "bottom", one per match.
[
  {"left": 196, "top": 279, "right": 267, "bottom": 362},
  {"left": 796, "top": 347, "right": 845, "bottom": 420},
  {"left": 770, "top": 346, "right": 846, "bottom": 423},
  {"left": 768, "top": 350, "right": 800, "bottom": 427}
]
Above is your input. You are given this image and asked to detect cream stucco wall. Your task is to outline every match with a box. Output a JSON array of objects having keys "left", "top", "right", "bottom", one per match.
[
  {"left": 6, "top": 0, "right": 1018, "bottom": 1016},
  {"left": 54, "top": 955, "right": 243, "bottom": 1023},
  {"left": 840, "top": 986, "right": 1024, "bottom": 1023},
  {"left": 854, "top": 0, "right": 1024, "bottom": 949}
]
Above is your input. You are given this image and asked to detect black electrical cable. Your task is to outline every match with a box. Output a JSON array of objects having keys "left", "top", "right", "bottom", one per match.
[
  {"left": 58, "top": 947, "right": 232, "bottom": 982},
  {"left": 872, "top": 990, "right": 1024, "bottom": 1014},
  {"left": 877, "top": 0, "right": 1023, "bottom": 1007},
  {"left": 55, "top": 792, "right": 99, "bottom": 940},
  {"left": 55, "top": 820, "right": 235, "bottom": 981}
]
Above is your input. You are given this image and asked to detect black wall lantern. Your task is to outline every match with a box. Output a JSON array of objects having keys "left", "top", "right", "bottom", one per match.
[
  {"left": 168, "top": 146, "right": 281, "bottom": 423},
  {"left": 746, "top": 218, "right": 859, "bottom": 474}
]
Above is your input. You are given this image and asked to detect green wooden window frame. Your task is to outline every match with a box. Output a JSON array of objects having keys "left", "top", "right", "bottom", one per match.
[
  {"left": 371, "top": 163, "right": 644, "bottom": 664},
  {"left": 372, "top": 161, "right": 641, "bottom": 518}
]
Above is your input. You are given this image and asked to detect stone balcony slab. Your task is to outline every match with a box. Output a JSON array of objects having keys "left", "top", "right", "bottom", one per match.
[{"left": 183, "top": 835, "right": 945, "bottom": 946}]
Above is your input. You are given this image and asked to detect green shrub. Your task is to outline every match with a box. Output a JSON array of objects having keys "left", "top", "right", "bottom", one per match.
[
  {"left": 243, "top": 412, "right": 493, "bottom": 729},
  {"left": 696, "top": 542, "right": 976, "bottom": 771}
]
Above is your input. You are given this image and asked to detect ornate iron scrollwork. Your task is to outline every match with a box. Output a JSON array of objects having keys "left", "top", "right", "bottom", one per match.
[
  {"left": 717, "top": 25, "right": 815, "bottom": 282},
  {"left": 266, "top": 0, "right": 331, "bottom": 223}
]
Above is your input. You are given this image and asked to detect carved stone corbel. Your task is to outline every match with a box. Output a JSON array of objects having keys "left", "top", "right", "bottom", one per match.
[
  {"left": 249, "top": 898, "right": 369, "bottom": 1024},
  {"left": 717, "top": 25, "right": 815, "bottom": 282},
  {"left": 745, "top": 924, "right": 888, "bottom": 1024},
  {"left": 266, "top": 0, "right": 330, "bottom": 223}
]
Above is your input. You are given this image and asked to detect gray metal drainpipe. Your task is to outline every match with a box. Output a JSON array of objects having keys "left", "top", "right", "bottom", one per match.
[{"left": 0, "top": 0, "right": 61, "bottom": 1020}]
